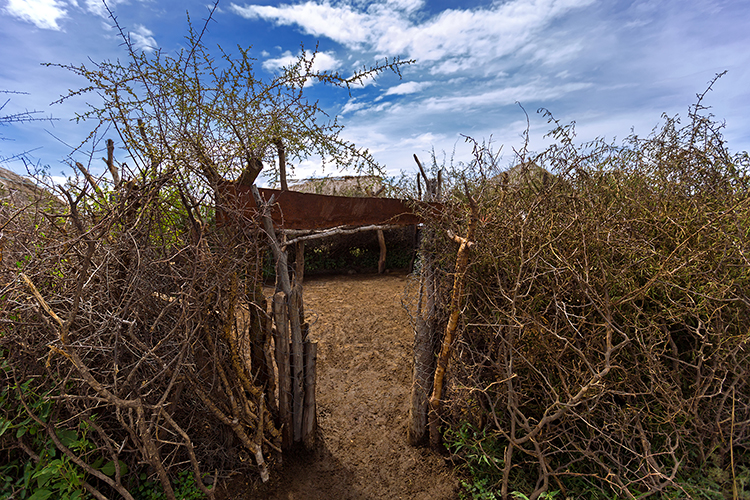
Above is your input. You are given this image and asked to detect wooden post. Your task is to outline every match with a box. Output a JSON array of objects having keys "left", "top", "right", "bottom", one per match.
[
  {"left": 408, "top": 154, "right": 444, "bottom": 447},
  {"left": 272, "top": 292, "right": 293, "bottom": 449},
  {"left": 408, "top": 224, "right": 418, "bottom": 273},
  {"left": 262, "top": 302, "right": 277, "bottom": 415},
  {"left": 428, "top": 186, "right": 477, "bottom": 449},
  {"left": 302, "top": 341, "right": 318, "bottom": 449},
  {"left": 251, "top": 185, "right": 291, "bottom": 296},
  {"left": 289, "top": 283, "right": 305, "bottom": 442},
  {"left": 250, "top": 295, "right": 270, "bottom": 388},
  {"left": 377, "top": 229, "right": 386, "bottom": 274},
  {"left": 408, "top": 252, "right": 437, "bottom": 446},
  {"left": 252, "top": 184, "right": 315, "bottom": 449},
  {"left": 296, "top": 241, "right": 305, "bottom": 284}
]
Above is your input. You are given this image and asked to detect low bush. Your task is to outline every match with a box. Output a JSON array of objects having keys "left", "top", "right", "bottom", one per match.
[{"left": 428, "top": 81, "right": 750, "bottom": 499}]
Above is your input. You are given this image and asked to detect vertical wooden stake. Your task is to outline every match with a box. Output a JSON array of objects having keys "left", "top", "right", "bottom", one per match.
[
  {"left": 427, "top": 187, "right": 477, "bottom": 449},
  {"left": 302, "top": 341, "right": 318, "bottom": 449},
  {"left": 289, "top": 283, "right": 305, "bottom": 442},
  {"left": 408, "top": 255, "right": 437, "bottom": 446},
  {"left": 249, "top": 292, "right": 269, "bottom": 388},
  {"left": 262, "top": 303, "right": 277, "bottom": 415},
  {"left": 377, "top": 229, "right": 386, "bottom": 274},
  {"left": 408, "top": 157, "right": 444, "bottom": 447},
  {"left": 272, "top": 292, "right": 293, "bottom": 449},
  {"left": 296, "top": 241, "right": 305, "bottom": 284}
]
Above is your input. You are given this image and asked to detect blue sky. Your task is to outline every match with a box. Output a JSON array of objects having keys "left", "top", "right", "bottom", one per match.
[{"left": 1, "top": 0, "right": 748, "bottom": 185}]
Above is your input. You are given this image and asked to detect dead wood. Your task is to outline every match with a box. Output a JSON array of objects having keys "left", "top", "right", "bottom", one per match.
[
  {"left": 427, "top": 187, "right": 478, "bottom": 449},
  {"left": 377, "top": 229, "right": 386, "bottom": 274},
  {"left": 302, "top": 341, "right": 318, "bottom": 449},
  {"left": 273, "top": 292, "right": 293, "bottom": 449}
]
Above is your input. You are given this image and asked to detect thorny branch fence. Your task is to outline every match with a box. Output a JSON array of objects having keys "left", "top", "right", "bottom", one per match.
[{"left": 401, "top": 108, "right": 750, "bottom": 499}]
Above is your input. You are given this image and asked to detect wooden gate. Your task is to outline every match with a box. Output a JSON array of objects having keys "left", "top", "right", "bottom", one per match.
[{"left": 219, "top": 182, "right": 430, "bottom": 450}]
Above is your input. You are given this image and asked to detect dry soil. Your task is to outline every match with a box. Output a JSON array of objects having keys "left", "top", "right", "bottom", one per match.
[{"left": 225, "top": 272, "right": 458, "bottom": 499}]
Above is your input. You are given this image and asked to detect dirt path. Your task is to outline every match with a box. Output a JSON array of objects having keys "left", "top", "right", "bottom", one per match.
[{"left": 239, "top": 273, "right": 457, "bottom": 499}]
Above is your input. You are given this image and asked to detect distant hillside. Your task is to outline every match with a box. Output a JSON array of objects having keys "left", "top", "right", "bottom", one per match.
[{"left": 0, "top": 166, "right": 59, "bottom": 206}]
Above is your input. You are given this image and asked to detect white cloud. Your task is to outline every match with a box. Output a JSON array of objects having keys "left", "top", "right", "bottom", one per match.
[
  {"left": 4, "top": 0, "right": 68, "bottom": 30},
  {"left": 262, "top": 50, "right": 342, "bottom": 75},
  {"left": 308, "top": 51, "right": 342, "bottom": 72},
  {"left": 345, "top": 79, "right": 593, "bottom": 119},
  {"left": 230, "top": 0, "right": 595, "bottom": 73},
  {"left": 341, "top": 98, "right": 367, "bottom": 114},
  {"left": 82, "top": 0, "right": 130, "bottom": 18},
  {"left": 49, "top": 175, "right": 68, "bottom": 185},
  {"left": 384, "top": 0, "right": 423, "bottom": 14},
  {"left": 263, "top": 51, "right": 298, "bottom": 72},
  {"left": 230, "top": 2, "right": 375, "bottom": 48},
  {"left": 393, "top": 132, "right": 447, "bottom": 151},
  {"left": 129, "top": 24, "right": 158, "bottom": 52},
  {"left": 419, "top": 81, "right": 593, "bottom": 113},
  {"left": 83, "top": 0, "right": 108, "bottom": 18},
  {"left": 384, "top": 81, "right": 432, "bottom": 96}
]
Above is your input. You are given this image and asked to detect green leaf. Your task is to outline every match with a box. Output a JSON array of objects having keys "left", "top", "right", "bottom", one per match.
[
  {"left": 55, "top": 429, "right": 78, "bottom": 448},
  {"left": 32, "top": 459, "right": 62, "bottom": 484},
  {"left": 27, "top": 489, "right": 54, "bottom": 500},
  {"left": 100, "top": 460, "right": 127, "bottom": 477},
  {"left": 0, "top": 417, "right": 11, "bottom": 437}
]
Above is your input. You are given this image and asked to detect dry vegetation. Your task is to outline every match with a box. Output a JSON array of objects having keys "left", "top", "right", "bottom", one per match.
[
  {"left": 1, "top": 150, "right": 282, "bottom": 500},
  {"left": 419, "top": 84, "right": 750, "bottom": 499},
  {"left": 2, "top": 5, "right": 748, "bottom": 497},
  {"left": 1, "top": 4, "right": 409, "bottom": 499}
]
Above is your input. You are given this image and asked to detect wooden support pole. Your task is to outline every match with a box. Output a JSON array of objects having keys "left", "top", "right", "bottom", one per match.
[
  {"left": 262, "top": 303, "right": 277, "bottom": 415},
  {"left": 284, "top": 224, "right": 402, "bottom": 247},
  {"left": 377, "top": 229, "right": 386, "bottom": 274},
  {"left": 427, "top": 187, "right": 477, "bottom": 450},
  {"left": 302, "top": 341, "right": 318, "bottom": 449},
  {"left": 272, "top": 292, "right": 293, "bottom": 449},
  {"left": 289, "top": 283, "right": 305, "bottom": 442},
  {"left": 296, "top": 241, "right": 305, "bottom": 284},
  {"left": 408, "top": 157, "right": 444, "bottom": 447},
  {"left": 408, "top": 254, "right": 437, "bottom": 446},
  {"left": 248, "top": 286, "right": 270, "bottom": 388},
  {"left": 251, "top": 185, "right": 291, "bottom": 296}
]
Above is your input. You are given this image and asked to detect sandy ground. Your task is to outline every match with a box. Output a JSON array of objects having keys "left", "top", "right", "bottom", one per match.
[{"left": 225, "top": 273, "right": 457, "bottom": 499}]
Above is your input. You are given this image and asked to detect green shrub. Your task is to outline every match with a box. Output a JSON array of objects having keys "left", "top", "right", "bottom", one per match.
[
  {"left": 133, "top": 470, "right": 208, "bottom": 500},
  {"left": 0, "top": 361, "right": 98, "bottom": 500}
]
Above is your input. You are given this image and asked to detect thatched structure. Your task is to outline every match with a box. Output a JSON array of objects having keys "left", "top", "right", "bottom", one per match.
[{"left": 289, "top": 175, "right": 385, "bottom": 197}]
